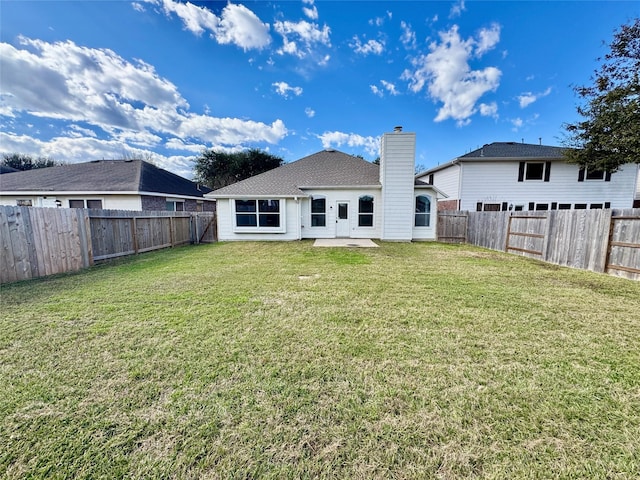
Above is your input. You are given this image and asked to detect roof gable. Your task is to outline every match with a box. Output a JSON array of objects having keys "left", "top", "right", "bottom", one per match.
[
  {"left": 0, "top": 160, "right": 211, "bottom": 197},
  {"left": 208, "top": 150, "right": 381, "bottom": 197}
]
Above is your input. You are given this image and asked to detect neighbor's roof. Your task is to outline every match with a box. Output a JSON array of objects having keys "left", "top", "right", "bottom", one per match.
[
  {"left": 0, "top": 160, "right": 212, "bottom": 198},
  {"left": 418, "top": 142, "right": 568, "bottom": 176},
  {"left": 207, "top": 149, "right": 382, "bottom": 198},
  {"left": 0, "top": 165, "right": 19, "bottom": 174}
]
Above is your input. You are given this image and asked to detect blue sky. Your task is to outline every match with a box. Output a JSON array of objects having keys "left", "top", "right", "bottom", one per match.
[{"left": 1, "top": 1, "right": 638, "bottom": 178}]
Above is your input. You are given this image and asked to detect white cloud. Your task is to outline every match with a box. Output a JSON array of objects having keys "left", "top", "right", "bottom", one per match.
[
  {"left": 67, "top": 125, "right": 97, "bottom": 138},
  {"left": 146, "top": 0, "right": 270, "bottom": 50},
  {"left": 381, "top": 80, "right": 399, "bottom": 96},
  {"left": 479, "top": 102, "right": 498, "bottom": 118},
  {"left": 305, "top": 107, "right": 315, "bottom": 118},
  {"left": 0, "top": 130, "right": 197, "bottom": 178},
  {"left": 401, "top": 25, "right": 502, "bottom": 126},
  {"left": 369, "top": 11, "right": 392, "bottom": 27},
  {"left": 178, "top": 116, "right": 287, "bottom": 145},
  {"left": 371, "top": 81, "right": 399, "bottom": 98},
  {"left": 475, "top": 23, "right": 501, "bottom": 56},
  {"left": 400, "top": 21, "right": 417, "bottom": 49},
  {"left": 153, "top": 0, "right": 220, "bottom": 36},
  {"left": 131, "top": 2, "right": 145, "bottom": 13},
  {"left": 518, "top": 87, "right": 552, "bottom": 108},
  {"left": 449, "top": 0, "right": 466, "bottom": 19},
  {"left": 274, "top": 19, "right": 331, "bottom": 58},
  {"left": 215, "top": 3, "right": 272, "bottom": 51},
  {"left": 272, "top": 81, "right": 303, "bottom": 98},
  {"left": 318, "top": 131, "right": 380, "bottom": 156},
  {"left": 350, "top": 36, "right": 384, "bottom": 56},
  {"left": 511, "top": 117, "right": 523, "bottom": 130},
  {"left": 0, "top": 38, "right": 288, "bottom": 161},
  {"left": 302, "top": 0, "right": 318, "bottom": 20}
]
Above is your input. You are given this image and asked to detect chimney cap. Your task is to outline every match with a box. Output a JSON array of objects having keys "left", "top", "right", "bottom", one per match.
[{"left": 393, "top": 125, "right": 403, "bottom": 132}]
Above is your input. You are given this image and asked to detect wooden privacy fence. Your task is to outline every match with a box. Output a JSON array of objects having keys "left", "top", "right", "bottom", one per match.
[
  {"left": 0, "top": 206, "right": 216, "bottom": 284},
  {"left": 438, "top": 209, "right": 640, "bottom": 280}
]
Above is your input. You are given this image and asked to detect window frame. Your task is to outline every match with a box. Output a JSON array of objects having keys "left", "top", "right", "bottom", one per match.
[
  {"left": 232, "top": 198, "right": 286, "bottom": 233},
  {"left": 525, "top": 162, "right": 545, "bottom": 181},
  {"left": 519, "top": 161, "right": 551, "bottom": 182},
  {"left": 310, "top": 196, "right": 326, "bottom": 227},
  {"left": 69, "top": 199, "right": 103, "bottom": 209},
  {"left": 357, "top": 195, "right": 374, "bottom": 228},
  {"left": 414, "top": 195, "right": 432, "bottom": 227}
]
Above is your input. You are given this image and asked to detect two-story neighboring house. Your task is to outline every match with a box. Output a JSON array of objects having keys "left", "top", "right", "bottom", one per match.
[{"left": 417, "top": 142, "right": 639, "bottom": 211}]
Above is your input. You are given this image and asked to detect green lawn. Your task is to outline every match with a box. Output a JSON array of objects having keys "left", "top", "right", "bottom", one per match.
[{"left": 1, "top": 241, "right": 639, "bottom": 479}]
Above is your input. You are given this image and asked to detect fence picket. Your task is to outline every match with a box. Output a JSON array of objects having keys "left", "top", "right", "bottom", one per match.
[
  {"left": 1, "top": 208, "right": 216, "bottom": 284},
  {"left": 439, "top": 208, "right": 640, "bottom": 280}
]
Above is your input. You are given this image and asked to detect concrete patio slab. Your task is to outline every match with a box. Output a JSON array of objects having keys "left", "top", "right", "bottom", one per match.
[{"left": 313, "top": 238, "right": 379, "bottom": 248}]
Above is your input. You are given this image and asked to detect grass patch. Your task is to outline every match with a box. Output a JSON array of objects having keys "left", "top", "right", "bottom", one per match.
[{"left": 1, "top": 241, "right": 639, "bottom": 479}]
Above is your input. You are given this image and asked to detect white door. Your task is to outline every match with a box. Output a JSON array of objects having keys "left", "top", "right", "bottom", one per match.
[{"left": 336, "top": 201, "right": 350, "bottom": 237}]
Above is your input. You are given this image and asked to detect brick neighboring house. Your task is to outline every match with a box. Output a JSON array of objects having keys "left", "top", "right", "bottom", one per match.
[
  {"left": 416, "top": 142, "right": 639, "bottom": 211},
  {"left": 0, "top": 159, "right": 215, "bottom": 211}
]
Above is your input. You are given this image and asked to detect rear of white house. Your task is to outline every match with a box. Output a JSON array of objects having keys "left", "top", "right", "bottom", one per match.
[
  {"left": 208, "top": 128, "right": 441, "bottom": 241},
  {"left": 417, "top": 142, "right": 639, "bottom": 211}
]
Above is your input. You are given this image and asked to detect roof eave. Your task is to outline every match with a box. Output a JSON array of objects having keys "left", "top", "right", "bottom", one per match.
[{"left": 298, "top": 184, "right": 381, "bottom": 190}]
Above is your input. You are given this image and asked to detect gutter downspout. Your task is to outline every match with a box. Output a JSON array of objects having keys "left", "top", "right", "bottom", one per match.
[
  {"left": 295, "top": 197, "right": 302, "bottom": 240},
  {"left": 454, "top": 159, "right": 463, "bottom": 210}
]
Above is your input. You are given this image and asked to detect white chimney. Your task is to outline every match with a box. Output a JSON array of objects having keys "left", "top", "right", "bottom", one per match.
[{"left": 380, "top": 127, "right": 416, "bottom": 241}]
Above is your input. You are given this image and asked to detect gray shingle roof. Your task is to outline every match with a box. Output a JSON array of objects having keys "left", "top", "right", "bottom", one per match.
[
  {"left": 0, "top": 160, "right": 211, "bottom": 198},
  {"left": 208, "top": 150, "right": 381, "bottom": 197},
  {"left": 460, "top": 142, "right": 567, "bottom": 159}
]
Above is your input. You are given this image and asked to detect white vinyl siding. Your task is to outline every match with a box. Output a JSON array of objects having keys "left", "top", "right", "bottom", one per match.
[
  {"left": 412, "top": 192, "right": 437, "bottom": 240},
  {"left": 458, "top": 161, "right": 638, "bottom": 211},
  {"left": 299, "top": 188, "right": 382, "bottom": 239},
  {"left": 380, "top": 132, "right": 416, "bottom": 241},
  {"left": 216, "top": 198, "right": 301, "bottom": 241},
  {"left": 423, "top": 166, "right": 460, "bottom": 200}
]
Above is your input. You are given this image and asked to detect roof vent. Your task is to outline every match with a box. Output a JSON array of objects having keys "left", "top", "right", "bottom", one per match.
[
  {"left": 325, "top": 148, "right": 335, "bottom": 152},
  {"left": 394, "top": 125, "right": 403, "bottom": 132}
]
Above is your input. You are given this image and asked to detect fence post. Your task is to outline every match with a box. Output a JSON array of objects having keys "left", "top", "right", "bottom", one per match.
[{"left": 132, "top": 217, "right": 139, "bottom": 254}]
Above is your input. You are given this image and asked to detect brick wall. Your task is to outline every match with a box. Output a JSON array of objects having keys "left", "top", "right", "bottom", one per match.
[
  {"left": 437, "top": 199, "right": 460, "bottom": 211},
  {"left": 141, "top": 195, "right": 166, "bottom": 211},
  {"left": 141, "top": 195, "right": 216, "bottom": 212}
]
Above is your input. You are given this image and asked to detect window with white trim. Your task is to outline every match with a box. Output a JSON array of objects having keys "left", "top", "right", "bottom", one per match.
[
  {"left": 358, "top": 195, "right": 374, "bottom": 227},
  {"left": 69, "top": 199, "right": 103, "bottom": 209},
  {"left": 234, "top": 199, "right": 283, "bottom": 231},
  {"left": 166, "top": 200, "right": 184, "bottom": 211},
  {"left": 415, "top": 195, "right": 431, "bottom": 227},
  {"left": 518, "top": 161, "right": 551, "bottom": 182},
  {"left": 311, "top": 196, "right": 326, "bottom": 227}
]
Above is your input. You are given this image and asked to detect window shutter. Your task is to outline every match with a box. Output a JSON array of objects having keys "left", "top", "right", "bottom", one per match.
[
  {"left": 544, "top": 162, "right": 551, "bottom": 182},
  {"left": 518, "top": 162, "right": 525, "bottom": 182},
  {"left": 578, "top": 168, "right": 585, "bottom": 182},
  {"left": 605, "top": 171, "right": 612, "bottom": 181}
]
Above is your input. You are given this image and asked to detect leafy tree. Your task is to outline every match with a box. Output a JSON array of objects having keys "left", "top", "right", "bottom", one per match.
[
  {"left": 1, "top": 153, "right": 61, "bottom": 171},
  {"left": 193, "top": 148, "right": 284, "bottom": 189},
  {"left": 562, "top": 18, "right": 640, "bottom": 171}
]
